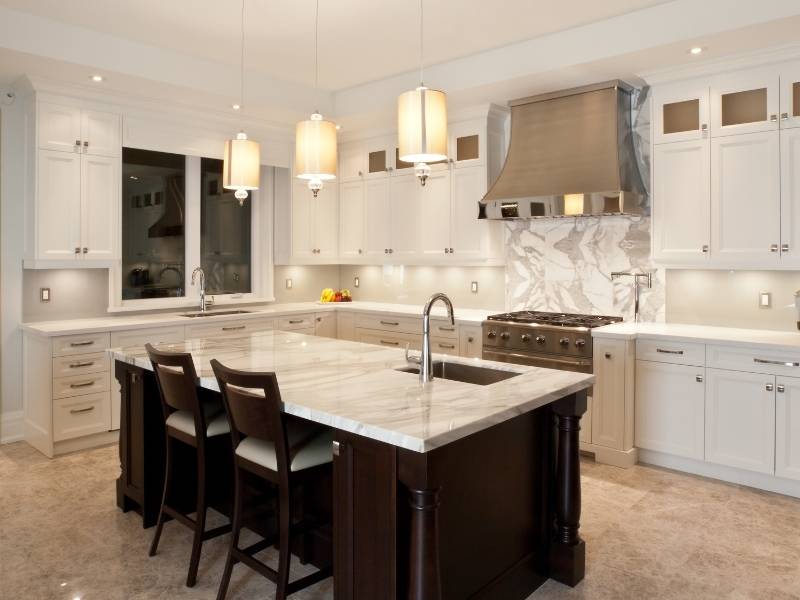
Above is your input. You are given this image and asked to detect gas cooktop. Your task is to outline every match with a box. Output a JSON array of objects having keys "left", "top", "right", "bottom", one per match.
[{"left": 486, "top": 311, "right": 622, "bottom": 329}]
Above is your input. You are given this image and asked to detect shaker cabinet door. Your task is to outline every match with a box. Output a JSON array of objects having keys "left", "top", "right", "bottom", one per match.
[
  {"left": 591, "top": 339, "right": 627, "bottom": 451},
  {"left": 418, "top": 169, "right": 452, "bottom": 258},
  {"left": 776, "top": 376, "right": 800, "bottom": 481},
  {"left": 38, "top": 102, "right": 82, "bottom": 153},
  {"left": 81, "top": 110, "right": 121, "bottom": 158},
  {"left": 81, "top": 154, "right": 119, "bottom": 260},
  {"left": 780, "top": 127, "right": 800, "bottom": 265},
  {"left": 339, "top": 180, "right": 366, "bottom": 259},
  {"left": 37, "top": 150, "right": 82, "bottom": 259}
]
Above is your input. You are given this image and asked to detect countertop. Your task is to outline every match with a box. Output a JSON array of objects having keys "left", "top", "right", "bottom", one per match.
[
  {"left": 109, "top": 330, "right": 593, "bottom": 453},
  {"left": 593, "top": 321, "right": 800, "bottom": 353},
  {"left": 22, "top": 301, "right": 499, "bottom": 337}
]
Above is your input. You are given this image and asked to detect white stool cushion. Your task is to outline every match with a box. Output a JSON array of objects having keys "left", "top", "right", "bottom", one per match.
[
  {"left": 166, "top": 405, "right": 230, "bottom": 438},
  {"left": 235, "top": 427, "right": 333, "bottom": 472}
]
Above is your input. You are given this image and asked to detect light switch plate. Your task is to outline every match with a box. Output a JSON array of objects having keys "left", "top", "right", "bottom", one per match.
[
  {"left": 471, "top": 281, "right": 479, "bottom": 293},
  {"left": 759, "top": 291, "right": 771, "bottom": 308},
  {"left": 354, "top": 276, "right": 360, "bottom": 288},
  {"left": 285, "top": 278, "right": 293, "bottom": 290},
  {"left": 40, "top": 287, "right": 50, "bottom": 302}
]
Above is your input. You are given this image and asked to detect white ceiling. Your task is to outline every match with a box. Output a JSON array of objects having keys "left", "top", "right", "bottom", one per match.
[{"left": 0, "top": 0, "right": 672, "bottom": 90}]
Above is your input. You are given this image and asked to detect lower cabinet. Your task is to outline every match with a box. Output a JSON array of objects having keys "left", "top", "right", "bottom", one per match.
[
  {"left": 635, "top": 360, "right": 705, "bottom": 460},
  {"left": 458, "top": 325, "right": 483, "bottom": 359},
  {"left": 776, "top": 376, "right": 800, "bottom": 481},
  {"left": 591, "top": 338, "right": 629, "bottom": 450},
  {"left": 705, "top": 368, "right": 776, "bottom": 475},
  {"left": 314, "top": 312, "right": 337, "bottom": 338}
]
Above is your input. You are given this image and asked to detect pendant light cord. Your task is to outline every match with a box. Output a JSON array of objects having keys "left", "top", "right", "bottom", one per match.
[
  {"left": 419, "top": 0, "right": 424, "bottom": 86},
  {"left": 315, "top": 0, "right": 319, "bottom": 92},
  {"left": 240, "top": 0, "right": 245, "bottom": 112}
]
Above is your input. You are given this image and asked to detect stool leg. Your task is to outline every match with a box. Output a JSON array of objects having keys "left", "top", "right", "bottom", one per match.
[
  {"left": 149, "top": 436, "right": 173, "bottom": 557},
  {"left": 276, "top": 485, "right": 292, "bottom": 600},
  {"left": 216, "top": 465, "right": 243, "bottom": 600},
  {"left": 187, "top": 445, "right": 207, "bottom": 587}
]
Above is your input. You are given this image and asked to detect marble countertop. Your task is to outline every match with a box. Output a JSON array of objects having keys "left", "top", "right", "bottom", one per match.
[
  {"left": 22, "top": 301, "right": 499, "bottom": 337},
  {"left": 109, "top": 330, "right": 593, "bottom": 453},
  {"left": 593, "top": 321, "right": 800, "bottom": 353}
]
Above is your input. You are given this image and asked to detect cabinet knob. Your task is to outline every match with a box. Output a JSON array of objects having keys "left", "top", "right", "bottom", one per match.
[
  {"left": 782, "top": 113, "right": 790, "bottom": 121},
  {"left": 467, "top": 336, "right": 474, "bottom": 343},
  {"left": 83, "top": 141, "right": 89, "bottom": 151},
  {"left": 358, "top": 248, "right": 363, "bottom": 254},
  {"left": 358, "top": 170, "right": 363, "bottom": 177},
  {"left": 389, "top": 248, "right": 394, "bottom": 254},
  {"left": 74, "top": 247, "right": 80, "bottom": 254},
  {"left": 82, "top": 247, "right": 88, "bottom": 254},
  {"left": 777, "top": 384, "right": 786, "bottom": 393},
  {"left": 702, "top": 244, "right": 709, "bottom": 253},
  {"left": 766, "top": 383, "right": 774, "bottom": 392},
  {"left": 696, "top": 375, "right": 704, "bottom": 383},
  {"left": 782, "top": 243, "right": 789, "bottom": 253},
  {"left": 449, "top": 247, "right": 454, "bottom": 253},
  {"left": 604, "top": 352, "right": 612, "bottom": 359},
  {"left": 771, "top": 244, "right": 779, "bottom": 253},
  {"left": 770, "top": 114, "right": 778, "bottom": 123}
]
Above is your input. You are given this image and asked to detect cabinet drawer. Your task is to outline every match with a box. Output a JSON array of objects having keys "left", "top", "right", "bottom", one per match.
[
  {"left": 355, "top": 314, "right": 421, "bottom": 335},
  {"left": 110, "top": 326, "right": 185, "bottom": 349},
  {"left": 707, "top": 344, "right": 800, "bottom": 377},
  {"left": 185, "top": 318, "right": 273, "bottom": 340},
  {"left": 274, "top": 314, "right": 316, "bottom": 331},
  {"left": 357, "top": 329, "right": 421, "bottom": 351},
  {"left": 53, "top": 371, "right": 110, "bottom": 399},
  {"left": 52, "top": 332, "right": 110, "bottom": 357},
  {"left": 636, "top": 338, "right": 705, "bottom": 366},
  {"left": 53, "top": 393, "right": 110, "bottom": 442},
  {"left": 52, "top": 352, "right": 109, "bottom": 378}
]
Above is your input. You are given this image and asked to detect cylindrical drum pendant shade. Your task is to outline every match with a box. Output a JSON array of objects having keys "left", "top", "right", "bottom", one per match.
[
  {"left": 223, "top": 132, "right": 260, "bottom": 191},
  {"left": 398, "top": 86, "right": 448, "bottom": 163},
  {"left": 295, "top": 114, "right": 338, "bottom": 181}
]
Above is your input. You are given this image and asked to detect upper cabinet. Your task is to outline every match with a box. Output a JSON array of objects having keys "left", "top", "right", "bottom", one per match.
[
  {"left": 276, "top": 179, "right": 339, "bottom": 265},
  {"left": 653, "top": 79, "right": 709, "bottom": 144},
  {"left": 710, "top": 68, "right": 780, "bottom": 137},
  {"left": 25, "top": 96, "right": 121, "bottom": 267},
  {"left": 780, "top": 65, "right": 800, "bottom": 130}
]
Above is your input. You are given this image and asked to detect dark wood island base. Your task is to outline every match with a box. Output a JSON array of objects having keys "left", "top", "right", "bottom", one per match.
[{"left": 115, "top": 360, "right": 587, "bottom": 600}]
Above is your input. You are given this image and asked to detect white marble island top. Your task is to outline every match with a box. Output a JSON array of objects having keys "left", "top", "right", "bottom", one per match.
[{"left": 110, "top": 330, "right": 593, "bottom": 453}]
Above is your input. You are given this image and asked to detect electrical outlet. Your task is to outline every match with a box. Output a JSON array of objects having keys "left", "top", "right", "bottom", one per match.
[
  {"left": 285, "top": 278, "right": 293, "bottom": 290},
  {"left": 471, "top": 281, "right": 479, "bottom": 294},
  {"left": 40, "top": 287, "right": 51, "bottom": 302},
  {"left": 354, "top": 276, "right": 360, "bottom": 288},
  {"left": 759, "top": 291, "right": 771, "bottom": 308}
]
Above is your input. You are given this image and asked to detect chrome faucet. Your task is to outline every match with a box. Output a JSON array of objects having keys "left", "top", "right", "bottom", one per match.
[
  {"left": 610, "top": 271, "right": 652, "bottom": 323},
  {"left": 191, "top": 267, "right": 213, "bottom": 312},
  {"left": 415, "top": 292, "right": 455, "bottom": 384}
]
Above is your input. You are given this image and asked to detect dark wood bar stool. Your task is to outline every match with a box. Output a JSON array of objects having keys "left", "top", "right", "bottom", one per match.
[
  {"left": 210, "top": 359, "right": 333, "bottom": 600},
  {"left": 146, "top": 344, "right": 232, "bottom": 587}
]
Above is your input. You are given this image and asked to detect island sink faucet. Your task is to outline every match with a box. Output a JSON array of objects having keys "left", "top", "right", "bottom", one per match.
[
  {"left": 191, "top": 267, "right": 213, "bottom": 312},
  {"left": 411, "top": 292, "right": 455, "bottom": 384},
  {"left": 610, "top": 271, "right": 652, "bottom": 323}
]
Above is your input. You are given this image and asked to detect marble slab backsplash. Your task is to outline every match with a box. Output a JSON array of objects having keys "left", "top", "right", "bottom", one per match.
[{"left": 505, "top": 215, "right": 665, "bottom": 322}]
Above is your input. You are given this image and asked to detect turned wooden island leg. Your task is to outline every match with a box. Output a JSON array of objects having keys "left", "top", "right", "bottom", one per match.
[
  {"left": 549, "top": 391, "right": 587, "bottom": 587},
  {"left": 408, "top": 486, "right": 442, "bottom": 600}
]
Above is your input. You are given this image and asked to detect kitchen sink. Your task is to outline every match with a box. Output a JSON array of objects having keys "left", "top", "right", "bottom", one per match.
[
  {"left": 395, "top": 361, "right": 520, "bottom": 386},
  {"left": 180, "top": 310, "right": 253, "bottom": 318}
]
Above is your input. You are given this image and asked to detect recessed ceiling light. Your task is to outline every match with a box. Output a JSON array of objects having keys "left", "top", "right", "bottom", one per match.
[
  {"left": 232, "top": 103, "right": 241, "bottom": 111},
  {"left": 689, "top": 47, "right": 704, "bottom": 55},
  {"left": 335, "top": 124, "right": 341, "bottom": 131},
  {"left": 90, "top": 74, "right": 104, "bottom": 82}
]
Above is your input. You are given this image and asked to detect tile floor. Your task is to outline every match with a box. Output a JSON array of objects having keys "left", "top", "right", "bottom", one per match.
[{"left": 1, "top": 441, "right": 798, "bottom": 599}]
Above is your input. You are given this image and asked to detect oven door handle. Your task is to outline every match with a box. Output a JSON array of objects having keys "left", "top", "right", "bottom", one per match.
[{"left": 482, "top": 349, "right": 592, "bottom": 370}]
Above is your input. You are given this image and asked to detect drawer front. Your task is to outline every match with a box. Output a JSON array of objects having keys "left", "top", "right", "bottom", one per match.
[
  {"left": 53, "top": 393, "right": 110, "bottom": 442},
  {"left": 52, "top": 352, "right": 109, "bottom": 378},
  {"left": 53, "top": 372, "right": 110, "bottom": 399},
  {"left": 357, "top": 329, "right": 421, "bottom": 351},
  {"left": 274, "top": 314, "right": 316, "bottom": 331},
  {"left": 185, "top": 318, "right": 273, "bottom": 340},
  {"left": 355, "top": 314, "right": 421, "bottom": 335},
  {"left": 636, "top": 338, "right": 706, "bottom": 366},
  {"left": 52, "top": 332, "right": 110, "bottom": 357},
  {"left": 110, "top": 326, "right": 185, "bottom": 349},
  {"left": 707, "top": 344, "right": 800, "bottom": 377}
]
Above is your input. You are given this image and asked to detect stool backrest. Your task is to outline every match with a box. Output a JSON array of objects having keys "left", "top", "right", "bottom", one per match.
[
  {"left": 146, "top": 344, "right": 207, "bottom": 434},
  {"left": 210, "top": 359, "right": 288, "bottom": 474}
]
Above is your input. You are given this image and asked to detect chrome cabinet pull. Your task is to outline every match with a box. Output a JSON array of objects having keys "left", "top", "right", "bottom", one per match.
[
  {"left": 766, "top": 383, "right": 775, "bottom": 392},
  {"left": 770, "top": 114, "right": 778, "bottom": 123},
  {"left": 438, "top": 343, "right": 456, "bottom": 350},
  {"left": 332, "top": 440, "right": 341, "bottom": 456},
  {"left": 782, "top": 243, "right": 789, "bottom": 253},
  {"left": 656, "top": 348, "right": 684, "bottom": 355},
  {"left": 777, "top": 384, "right": 786, "bottom": 393},
  {"left": 380, "top": 320, "right": 399, "bottom": 326},
  {"left": 754, "top": 358, "right": 800, "bottom": 367},
  {"left": 82, "top": 247, "right": 88, "bottom": 254},
  {"left": 380, "top": 340, "right": 400, "bottom": 346},
  {"left": 221, "top": 325, "right": 246, "bottom": 331},
  {"left": 83, "top": 140, "right": 89, "bottom": 151},
  {"left": 70, "top": 406, "right": 95, "bottom": 414},
  {"left": 288, "top": 319, "right": 304, "bottom": 324},
  {"left": 696, "top": 375, "right": 704, "bottom": 383},
  {"left": 69, "top": 361, "right": 95, "bottom": 368},
  {"left": 701, "top": 123, "right": 708, "bottom": 133},
  {"left": 701, "top": 244, "right": 709, "bottom": 253},
  {"left": 389, "top": 248, "right": 394, "bottom": 254},
  {"left": 70, "top": 340, "right": 95, "bottom": 347},
  {"left": 74, "top": 247, "right": 81, "bottom": 254},
  {"left": 450, "top": 247, "right": 454, "bottom": 253},
  {"left": 438, "top": 326, "right": 455, "bottom": 332},
  {"left": 70, "top": 380, "right": 95, "bottom": 388},
  {"left": 771, "top": 244, "right": 779, "bottom": 252}
]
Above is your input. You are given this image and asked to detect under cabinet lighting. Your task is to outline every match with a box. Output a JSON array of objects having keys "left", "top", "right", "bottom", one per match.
[
  {"left": 232, "top": 104, "right": 241, "bottom": 111},
  {"left": 689, "top": 47, "right": 704, "bottom": 55},
  {"left": 90, "top": 74, "right": 104, "bottom": 82}
]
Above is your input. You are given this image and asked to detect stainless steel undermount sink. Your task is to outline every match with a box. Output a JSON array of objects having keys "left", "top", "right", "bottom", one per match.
[
  {"left": 180, "top": 310, "right": 253, "bottom": 318},
  {"left": 396, "top": 361, "right": 520, "bottom": 386}
]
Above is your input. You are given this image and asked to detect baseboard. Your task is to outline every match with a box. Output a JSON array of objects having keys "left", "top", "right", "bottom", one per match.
[
  {"left": 0, "top": 410, "right": 24, "bottom": 444},
  {"left": 638, "top": 449, "right": 800, "bottom": 499},
  {"left": 580, "top": 442, "right": 638, "bottom": 468}
]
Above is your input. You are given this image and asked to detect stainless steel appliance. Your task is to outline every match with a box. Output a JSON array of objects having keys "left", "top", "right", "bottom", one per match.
[{"left": 482, "top": 311, "right": 622, "bottom": 372}]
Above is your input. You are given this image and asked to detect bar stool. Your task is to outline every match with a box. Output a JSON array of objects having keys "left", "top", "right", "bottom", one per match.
[
  {"left": 210, "top": 359, "right": 333, "bottom": 600},
  {"left": 146, "top": 344, "right": 233, "bottom": 587}
]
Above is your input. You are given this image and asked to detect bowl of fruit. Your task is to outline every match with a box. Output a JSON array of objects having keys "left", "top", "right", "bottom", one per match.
[{"left": 319, "top": 288, "right": 352, "bottom": 303}]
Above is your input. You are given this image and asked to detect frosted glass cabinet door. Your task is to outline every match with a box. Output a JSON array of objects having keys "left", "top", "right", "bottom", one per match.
[
  {"left": 653, "top": 80, "right": 710, "bottom": 144},
  {"left": 37, "top": 149, "right": 82, "bottom": 259}
]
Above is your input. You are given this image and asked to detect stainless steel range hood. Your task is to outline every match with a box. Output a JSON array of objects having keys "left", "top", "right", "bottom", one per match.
[{"left": 480, "top": 80, "right": 646, "bottom": 220}]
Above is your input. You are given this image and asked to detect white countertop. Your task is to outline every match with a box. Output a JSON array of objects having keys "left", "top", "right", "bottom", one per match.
[
  {"left": 110, "top": 330, "right": 593, "bottom": 453},
  {"left": 22, "top": 301, "right": 498, "bottom": 337},
  {"left": 593, "top": 321, "right": 800, "bottom": 353}
]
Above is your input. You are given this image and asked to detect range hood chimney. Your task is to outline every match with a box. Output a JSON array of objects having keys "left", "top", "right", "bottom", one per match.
[{"left": 480, "top": 80, "right": 646, "bottom": 220}]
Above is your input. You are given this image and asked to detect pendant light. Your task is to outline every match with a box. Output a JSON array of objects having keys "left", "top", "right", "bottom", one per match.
[
  {"left": 397, "top": 0, "right": 447, "bottom": 187},
  {"left": 223, "top": 0, "right": 260, "bottom": 206},
  {"left": 295, "top": 0, "right": 337, "bottom": 198}
]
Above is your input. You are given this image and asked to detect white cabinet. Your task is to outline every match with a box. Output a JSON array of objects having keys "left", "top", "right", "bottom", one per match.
[
  {"left": 277, "top": 179, "right": 339, "bottom": 264},
  {"left": 339, "top": 180, "right": 366, "bottom": 259},
  {"left": 388, "top": 173, "right": 420, "bottom": 259},
  {"left": 653, "top": 79, "right": 710, "bottom": 144},
  {"left": 705, "top": 368, "right": 775, "bottom": 474},
  {"left": 780, "top": 127, "right": 800, "bottom": 264},
  {"left": 776, "top": 376, "right": 800, "bottom": 481},
  {"left": 458, "top": 325, "right": 483, "bottom": 359},
  {"left": 38, "top": 102, "right": 82, "bottom": 153},
  {"left": 37, "top": 150, "right": 82, "bottom": 260},
  {"left": 710, "top": 68, "right": 780, "bottom": 137},
  {"left": 80, "top": 110, "right": 122, "bottom": 157},
  {"left": 336, "top": 312, "right": 356, "bottom": 342},
  {"left": 635, "top": 360, "right": 705, "bottom": 460},
  {"left": 363, "top": 177, "right": 392, "bottom": 259},
  {"left": 780, "top": 66, "right": 800, "bottom": 130},
  {"left": 81, "top": 154, "right": 119, "bottom": 260},
  {"left": 652, "top": 140, "right": 710, "bottom": 262},
  {"left": 314, "top": 312, "right": 337, "bottom": 339},
  {"left": 419, "top": 169, "right": 452, "bottom": 258},
  {"left": 710, "top": 131, "right": 781, "bottom": 265},
  {"left": 591, "top": 338, "right": 628, "bottom": 451},
  {"left": 339, "top": 140, "right": 366, "bottom": 181},
  {"left": 451, "top": 165, "right": 500, "bottom": 260}
]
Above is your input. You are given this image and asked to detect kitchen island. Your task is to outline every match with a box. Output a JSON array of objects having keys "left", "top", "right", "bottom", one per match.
[{"left": 111, "top": 330, "right": 593, "bottom": 599}]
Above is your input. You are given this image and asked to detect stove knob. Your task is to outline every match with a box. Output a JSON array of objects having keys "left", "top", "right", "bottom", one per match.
[
  {"left": 559, "top": 337, "right": 570, "bottom": 347},
  {"left": 535, "top": 335, "right": 546, "bottom": 344},
  {"left": 487, "top": 330, "right": 497, "bottom": 339},
  {"left": 575, "top": 339, "right": 586, "bottom": 348},
  {"left": 500, "top": 332, "right": 511, "bottom": 341},
  {"left": 520, "top": 334, "right": 531, "bottom": 343}
]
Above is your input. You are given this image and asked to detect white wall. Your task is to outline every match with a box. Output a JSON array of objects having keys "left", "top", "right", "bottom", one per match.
[{"left": 22, "top": 269, "right": 110, "bottom": 322}]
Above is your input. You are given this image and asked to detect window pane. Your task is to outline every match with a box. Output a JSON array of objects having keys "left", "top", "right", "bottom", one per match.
[
  {"left": 201, "top": 158, "right": 252, "bottom": 295},
  {"left": 121, "top": 148, "right": 186, "bottom": 300}
]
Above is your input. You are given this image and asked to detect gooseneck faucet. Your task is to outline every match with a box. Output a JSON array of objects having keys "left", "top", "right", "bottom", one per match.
[
  {"left": 191, "top": 267, "right": 210, "bottom": 312},
  {"left": 420, "top": 293, "right": 455, "bottom": 384},
  {"left": 610, "top": 271, "right": 652, "bottom": 323}
]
